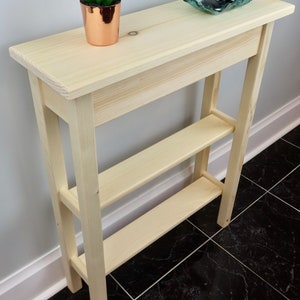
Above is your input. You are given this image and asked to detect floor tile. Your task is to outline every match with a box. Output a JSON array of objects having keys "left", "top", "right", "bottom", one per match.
[
  {"left": 138, "top": 241, "right": 285, "bottom": 300},
  {"left": 242, "top": 139, "right": 300, "bottom": 190},
  {"left": 213, "top": 193, "right": 300, "bottom": 299},
  {"left": 282, "top": 125, "right": 300, "bottom": 148},
  {"left": 49, "top": 277, "right": 131, "bottom": 300},
  {"left": 188, "top": 176, "right": 265, "bottom": 237},
  {"left": 111, "top": 221, "right": 208, "bottom": 298},
  {"left": 270, "top": 166, "right": 300, "bottom": 211}
]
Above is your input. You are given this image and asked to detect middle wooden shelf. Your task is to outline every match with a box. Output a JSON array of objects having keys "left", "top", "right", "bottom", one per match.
[{"left": 60, "top": 112, "right": 234, "bottom": 219}]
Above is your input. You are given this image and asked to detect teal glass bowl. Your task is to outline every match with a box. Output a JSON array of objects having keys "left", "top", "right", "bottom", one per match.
[{"left": 184, "top": 0, "right": 252, "bottom": 15}]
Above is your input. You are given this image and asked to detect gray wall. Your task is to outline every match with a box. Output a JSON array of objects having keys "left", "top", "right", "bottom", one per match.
[{"left": 0, "top": 0, "right": 299, "bottom": 282}]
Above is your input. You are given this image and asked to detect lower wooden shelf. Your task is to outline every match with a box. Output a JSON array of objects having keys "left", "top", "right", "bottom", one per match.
[
  {"left": 60, "top": 113, "right": 234, "bottom": 219},
  {"left": 71, "top": 175, "right": 222, "bottom": 282}
]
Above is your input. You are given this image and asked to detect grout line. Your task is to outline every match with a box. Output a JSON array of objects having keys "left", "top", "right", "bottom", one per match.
[
  {"left": 242, "top": 163, "right": 300, "bottom": 195},
  {"left": 186, "top": 218, "right": 227, "bottom": 241},
  {"left": 281, "top": 138, "right": 300, "bottom": 150},
  {"left": 268, "top": 190, "right": 300, "bottom": 213},
  {"left": 230, "top": 191, "right": 268, "bottom": 223},
  {"left": 186, "top": 219, "right": 214, "bottom": 239},
  {"left": 267, "top": 162, "right": 300, "bottom": 211},
  {"left": 266, "top": 165, "right": 300, "bottom": 192},
  {"left": 210, "top": 239, "right": 290, "bottom": 300},
  {"left": 186, "top": 190, "right": 268, "bottom": 241},
  {"left": 134, "top": 239, "right": 211, "bottom": 300},
  {"left": 108, "top": 274, "right": 135, "bottom": 300},
  {"left": 241, "top": 174, "right": 269, "bottom": 192},
  {"left": 241, "top": 165, "right": 300, "bottom": 213}
]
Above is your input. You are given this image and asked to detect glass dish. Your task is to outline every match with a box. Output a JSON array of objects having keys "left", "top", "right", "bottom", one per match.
[{"left": 184, "top": 0, "right": 252, "bottom": 15}]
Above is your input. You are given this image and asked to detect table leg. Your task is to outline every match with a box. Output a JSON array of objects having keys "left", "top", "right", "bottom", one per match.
[
  {"left": 67, "top": 94, "right": 107, "bottom": 300},
  {"left": 28, "top": 72, "right": 82, "bottom": 292},
  {"left": 193, "top": 72, "right": 221, "bottom": 181},
  {"left": 217, "top": 23, "right": 275, "bottom": 227}
]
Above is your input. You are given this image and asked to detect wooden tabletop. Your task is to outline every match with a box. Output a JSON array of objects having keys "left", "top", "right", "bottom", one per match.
[{"left": 9, "top": 0, "right": 294, "bottom": 100}]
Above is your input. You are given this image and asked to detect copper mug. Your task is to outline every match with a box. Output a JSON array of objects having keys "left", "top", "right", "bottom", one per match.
[{"left": 80, "top": 0, "right": 121, "bottom": 46}]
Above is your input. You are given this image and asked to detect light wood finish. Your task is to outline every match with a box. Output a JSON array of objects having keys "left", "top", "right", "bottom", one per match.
[
  {"left": 10, "top": 1, "right": 294, "bottom": 299},
  {"left": 67, "top": 95, "right": 107, "bottom": 300},
  {"left": 217, "top": 22, "right": 275, "bottom": 227},
  {"left": 60, "top": 113, "right": 234, "bottom": 218},
  {"left": 28, "top": 72, "right": 82, "bottom": 292},
  {"left": 72, "top": 176, "right": 222, "bottom": 278},
  {"left": 91, "top": 28, "right": 260, "bottom": 126},
  {"left": 40, "top": 27, "right": 261, "bottom": 126},
  {"left": 9, "top": 1, "right": 294, "bottom": 100},
  {"left": 42, "top": 82, "right": 69, "bottom": 124},
  {"left": 193, "top": 72, "right": 222, "bottom": 182}
]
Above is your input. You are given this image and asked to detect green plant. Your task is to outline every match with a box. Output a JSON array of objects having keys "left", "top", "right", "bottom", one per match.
[{"left": 82, "top": 0, "right": 119, "bottom": 6}]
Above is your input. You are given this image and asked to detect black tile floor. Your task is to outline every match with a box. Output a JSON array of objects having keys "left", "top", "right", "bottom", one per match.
[{"left": 50, "top": 125, "right": 300, "bottom": 300}]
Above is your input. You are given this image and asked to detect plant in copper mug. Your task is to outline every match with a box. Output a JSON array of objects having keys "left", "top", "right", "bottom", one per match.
[{"left": 82, "top": 0, "right": 119, "bottom": 5}]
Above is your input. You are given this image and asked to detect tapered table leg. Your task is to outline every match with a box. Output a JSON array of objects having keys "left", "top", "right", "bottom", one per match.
[
  {"left": 67, "top": 94, "right": 107, "bottom": 300},
  {"left": 28, "top": 72, "right": 82, "bottom": 292},
  {"left": 218, "top": 23, "right": 275, "bottom": 227}
]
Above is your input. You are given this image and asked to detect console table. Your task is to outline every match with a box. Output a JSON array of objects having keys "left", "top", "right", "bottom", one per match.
[{"left": 10, "top": 1, "right": 294, "bottom": 299}]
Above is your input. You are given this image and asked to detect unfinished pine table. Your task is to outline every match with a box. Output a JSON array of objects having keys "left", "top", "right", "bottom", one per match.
[{"left": 10, "top": 0, "right": 295, "bottom": 299}]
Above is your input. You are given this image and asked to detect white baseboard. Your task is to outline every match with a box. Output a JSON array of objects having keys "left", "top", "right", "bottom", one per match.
[
  {"left": 1, "top": 96, "right": 299, "bottom": 300},
  {"left": 208, "top": 95, "right": 300, "bottom": 180}
]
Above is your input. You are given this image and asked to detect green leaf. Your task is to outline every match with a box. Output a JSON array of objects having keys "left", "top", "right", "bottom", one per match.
[{"left": 83, "top": 0, "right": 118, "bottom": 6}]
